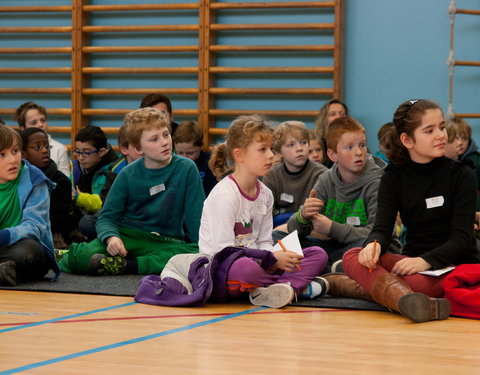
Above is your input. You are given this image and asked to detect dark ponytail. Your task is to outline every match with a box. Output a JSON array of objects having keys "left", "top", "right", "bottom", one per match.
[{"left": 386, "top": 99, "right": 442, "bottom": 165}]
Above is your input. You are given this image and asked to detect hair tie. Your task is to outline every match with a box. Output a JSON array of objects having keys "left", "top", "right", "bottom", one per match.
[{"left": 401, "top": 99, "right": 421, "bottom": 125}]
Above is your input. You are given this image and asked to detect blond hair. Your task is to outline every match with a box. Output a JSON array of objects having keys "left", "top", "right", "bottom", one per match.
[
  {"left": 273, "top": 121, "right": 309, "bottom": 153},
  {"left": 209, "top": 114, "right": 273, "bottom": 180},
  {"left": 123, "top": 107, "right": 170, "bottom": 150},
  {"left": 451, "top": 116, "right": 471, "bottom": 139}
]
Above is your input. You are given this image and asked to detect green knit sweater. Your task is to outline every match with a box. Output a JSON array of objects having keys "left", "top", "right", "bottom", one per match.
[{"left": 96, "top": 154, "right": 205, "bottom": 244}]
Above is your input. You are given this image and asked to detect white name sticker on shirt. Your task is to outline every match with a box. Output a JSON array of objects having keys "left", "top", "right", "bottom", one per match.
[
  {"left": 425, "top": 196, "right": 444, "bottom": 209},
  {"left": 280, "top": 193, "right": 294, "bottom": 203},
  {"left": 149, "top": 183, "right": 166, "bottom": 196},
  {"left": 346, "top": 216, "right": 361, "bottom": 226},
  {"left": 253, "top": 204, "right": 267, "bottom": 216}
]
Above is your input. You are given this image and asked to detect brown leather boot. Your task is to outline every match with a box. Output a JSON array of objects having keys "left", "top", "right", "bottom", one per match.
[
  {"left": 323, "top": 272, "right": 373, "bottom": 301},
  {"left": 370, "top": 272, "right": 450, "bottom": 323}
]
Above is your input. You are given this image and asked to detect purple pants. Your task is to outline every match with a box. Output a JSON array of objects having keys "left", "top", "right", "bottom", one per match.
[{"left": 227, "top": 246, "right": 328, "bottom": 295}]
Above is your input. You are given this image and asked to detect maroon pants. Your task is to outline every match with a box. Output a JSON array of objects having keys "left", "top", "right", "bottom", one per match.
[{"left": 342, "top": 247, "right": 446, "bottom": 298}]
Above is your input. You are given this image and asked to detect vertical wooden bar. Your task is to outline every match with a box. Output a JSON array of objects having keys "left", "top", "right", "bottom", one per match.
[
  {"left": 71, "top": 0, "right": 89, "bottom": 145},
  {"left": 198, "top": 0, "right": 207, "bottom": 144},
  {"left": 199, "top": 0, "right": 216, "bottom": 145},
  {"left": 333, "top": 0, "right": 345, "bottom": 100}
]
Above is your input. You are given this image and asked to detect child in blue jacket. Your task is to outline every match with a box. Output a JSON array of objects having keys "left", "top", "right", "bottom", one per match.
[{"left": 0, "top": 124, "right": 60, "bottom": 285}]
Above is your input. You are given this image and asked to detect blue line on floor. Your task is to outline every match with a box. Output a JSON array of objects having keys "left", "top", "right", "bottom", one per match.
[
  {"left": 0, "top": 302, "right": 137, "bottom": 334},
  {"left": 0, "top": 306, "right": 267, "bottom": 375}
]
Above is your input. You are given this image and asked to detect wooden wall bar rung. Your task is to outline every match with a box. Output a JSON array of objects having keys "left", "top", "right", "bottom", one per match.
[
  {"left": 82, "top": 88, "right": 198, "bottom": 95},
  {"left": 211, "top": 1, "right": 335, "bottom": 9},
  {"left": 0, "top": 68, "right": 71, "bottom": 74},
  {"left": 102, "top": 128, "right": 122, "bottom": 135},
  {"left": 209, "top": 128, "right": 228, "bottom": 135},
  {"left": 82, "top": 109, "right": 199, "bottom": 116},
  {"left": 2, "top": 1, "right": 344, "bottom": 144},
  {"left": 209, "top": 45, "right": 334, "bottom": 52},
  {"left": 82, "top": 46, "right": 198, "bottom": 53},
  {"left": 0, "top": 47, "right": 72, "bottom": 54},
  {"left": 83, "top": 67, "right": 198, "bottom": 74},
  {"left": 82, "top": 25, "right": 199, "bottom": 33},
  {"left": 210, "top": 23, "right": 334, "bottom": 31},
  {"left": 456, "top": 60, "right": 480, "bottom": 67},
  {"left": 209, "top": 67, "right": 334, "bottom": 74},
  {"left": 456, "top": 9, "right": 480, "bottom": 16},
  {"left": 209, "top": 109, "right": 319, "bottom": 116},
  {"left": 208, "top": 128, "right": 228, "bottom": 135},
  {"left": 0, "top": 6, "right": 71, "bottom": 12},
  {"left": 456, "top": 113, "right": 480, "bottom": 118},
  {"left": 0, "top": 108, "right": 71, "bottom": 115},
  {"left": 83, "top": 4, "right": 200, "bottom": 12},
  {"left": 209, "top": 88, "right": 334, "bottom": 95},
  {"left": 0, "top": 88, "right": 71, "bottom": 94},
  {"left": 0, "top": 27, "right": 72, "bottom": 33},
  {"left": 47, "top": 126, "right": 74, "bottom": 133}
]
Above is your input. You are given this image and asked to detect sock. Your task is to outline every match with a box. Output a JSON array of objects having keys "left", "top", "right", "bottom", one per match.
[{"left": 300, "top": 277, "right": 329, "bottom": 299}]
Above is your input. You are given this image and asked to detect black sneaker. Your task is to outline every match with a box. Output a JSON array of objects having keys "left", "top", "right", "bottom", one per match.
[
  {"left": 87, "top": 254, "right": 126, "bottom": 276},
  {"left": 0, "top": 260, "right": 17, "bottom": 286}
]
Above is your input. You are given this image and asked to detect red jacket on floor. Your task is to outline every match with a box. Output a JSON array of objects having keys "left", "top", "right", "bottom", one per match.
[{"left": 442, "top": 264, "right": 480, "bottom": 319}]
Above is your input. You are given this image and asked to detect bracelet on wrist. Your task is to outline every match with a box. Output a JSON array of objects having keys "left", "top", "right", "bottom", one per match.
[{"left": 296, "top": 209, "right": 310, "bottom": 225}]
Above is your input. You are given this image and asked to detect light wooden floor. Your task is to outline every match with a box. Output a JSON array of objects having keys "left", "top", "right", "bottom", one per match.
[{"left": 0, "top": 290, "right": 479, "bottom": 375}]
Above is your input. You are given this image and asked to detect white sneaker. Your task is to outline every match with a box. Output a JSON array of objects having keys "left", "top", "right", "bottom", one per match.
[
  {"left": 249, "top": 283, "right": 295, "bottom": 308},
  {"left": 331, "top": 260, "right": 344, "bottom": 273}
]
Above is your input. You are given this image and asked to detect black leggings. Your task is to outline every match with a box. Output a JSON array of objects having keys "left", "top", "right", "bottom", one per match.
[{"left": 0, "top": 238, "right": 50, "bottom": 282}]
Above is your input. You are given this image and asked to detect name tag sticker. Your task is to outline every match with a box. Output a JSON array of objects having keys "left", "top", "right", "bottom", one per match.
[
  {"left": 280, "top": 193, "right": 294, "bottom": 203},
  {"left": 253, "top": 204, "right": 267, "bottom": 215},
  {"left": 425, "top": 196, "right": 444, "bottom": 209},
  {"left": 346, "top": 216, "right": 361, "bottom": 226},
  {"left": 149, "top": 183, "right": 165, "bottom": 196}
]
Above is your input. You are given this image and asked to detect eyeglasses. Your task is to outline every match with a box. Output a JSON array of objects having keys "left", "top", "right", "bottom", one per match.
[
  {"left": 28, "top": 144, "right": 52, "bottom": 151},
  {"left": 72, "top": 148, "right": 100, "bottom": 158}
]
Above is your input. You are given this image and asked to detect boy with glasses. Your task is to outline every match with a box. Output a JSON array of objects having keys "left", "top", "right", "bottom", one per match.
[{"left": 71, "top": 126, "right": 121, "bottom": 240}]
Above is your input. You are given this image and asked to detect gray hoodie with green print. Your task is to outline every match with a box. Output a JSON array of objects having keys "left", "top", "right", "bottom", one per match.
[{"left": 287, "top": 154, "right": 386, "bottom": 244}]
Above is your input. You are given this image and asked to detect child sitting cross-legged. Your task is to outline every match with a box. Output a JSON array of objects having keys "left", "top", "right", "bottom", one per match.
[
  {"left": 21, "top": 128, "right": 76, "bottom": 248},
  {"left": 263, "top": 121, "right": 327, "bottom": 227},
  {"left": 0, "top": 125, "right": 60, "bottom": 285},
  {"left": 199, "top": 115, "right": 328, "bottom": 308},
  {"left": 58, "top": 108, "right": 205, "bottom": 276},
  {"left": 71, "top": 125, "right": 122, "bottom": 241},
  {"left": 338, "top": 99, "right": 480, "bottom": 323},
  {"left": 281, "top": 116, "right": 388, "bottom": 270}
]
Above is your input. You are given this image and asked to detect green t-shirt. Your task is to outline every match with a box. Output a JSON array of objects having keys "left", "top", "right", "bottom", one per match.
[{"left": 0, "top": 164, "right": 23, "bottom": 229}]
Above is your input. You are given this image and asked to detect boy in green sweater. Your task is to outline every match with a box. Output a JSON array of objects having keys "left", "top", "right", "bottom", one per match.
[{"left": 59, "top": 108, "right": 205, "bottom": 275}]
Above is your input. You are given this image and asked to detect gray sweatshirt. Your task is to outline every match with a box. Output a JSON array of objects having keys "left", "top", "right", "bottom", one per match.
[{"left": 287, "top": 154, "right": 386, "bottom": 244}]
